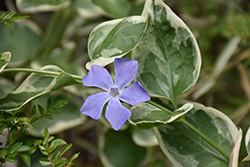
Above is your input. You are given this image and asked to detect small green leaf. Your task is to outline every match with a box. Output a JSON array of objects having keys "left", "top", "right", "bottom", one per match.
[
  {"left": 5, "top": 155, "right": 17, "bottom": 162},
  {"left": 47, "top": 98, "right": 52, "bottom": 110},
  {"left": 18, "top": 145, "right": 31, "bottom": 152},
  {"left": 20, "top": 154, "right": 31, "bottom": 166},
  {"left": 69, "top": 152, "right": 80, "bottom": 161},
  {"left": 52, "top": 99, "right": 68, "bottom": 109},
  {"left": 10, "top": 126, "right": 18, "bottom": 135},
  {"left": 39, "top": 158, "right": 51, "bottom": 166},
  {"left": 22, "top": 128, "right": 29, "bottom": 135},
  {"left": 4, "top": 20, "right": 14, "bottom": 29},
  {"left": 10, "top": 13, "right": 30, "bottom": 20},
  {"left": 34, "top": 139, "right": 43, "bottom": 146},
  {"left": 43, "top": 114, "right": 53, "bottom": 119},
  {"left": 49, "top": 139, "right": 67, "bottom": 152},
  {"left": 0, "top": 148, "right": 9, "bottom": 158},
  {"left": 51, "top": 152, "right": 60, "bottom": 162},
  {"left": 1, "top": 11, "right": 16, "bottom": 20},
  {"left": 43, "top": 127, "right": 49, "bottom": 141},
  {"left": 29, "top": 146, "right": 37, "bottom": 154},
  {"left": 48, "top": 136, "right": 55, "bottom": 143},
  {"left": 38, "top": 105, "right": 45, "bottom": 115},
  {"left": 55, "top": 157, "right": 68, "bottom": 167},
  {"left": 10, "top": 142, "right": 23, "bottom": 154},
  {"left": 59, "top": 144, "right": 73, "bottom": 157}
]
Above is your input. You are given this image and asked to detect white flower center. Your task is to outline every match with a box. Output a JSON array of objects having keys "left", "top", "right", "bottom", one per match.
[{"left": 109, "top": 86, "right": 120, "bottom": 98}]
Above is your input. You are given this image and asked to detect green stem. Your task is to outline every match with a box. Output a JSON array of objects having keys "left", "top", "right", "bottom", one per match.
[
  {"left": 179, "top": 118, "right": 230, "bottom": 160},
  {"left": 1, "top": 68, "right": 83, "bottom": 83},
  {"left": 148, "top": 100, "right": 230, "bottom": 161}
]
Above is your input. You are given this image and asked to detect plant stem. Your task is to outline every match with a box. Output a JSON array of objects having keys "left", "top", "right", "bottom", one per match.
[{"left": 1, "top": 68, "right": 83, "bottom": 82}]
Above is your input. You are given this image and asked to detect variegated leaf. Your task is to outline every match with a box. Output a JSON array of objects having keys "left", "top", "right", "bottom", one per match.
[
  {"left": 132, "top": 0, "right": 201, "bottom": 103},
  {"left": 73, "top": 0, "right": 102, "bottom": 19},
  {"left": 154, "top": 101, "right": 238, "bottom": 167},
  {"left": 243, "top": 127, "right": 250, "bottom": 161},
  {"left": 0, "top": 65, "right": 79, "bottom": 111},
  {"left": 132, "top": 128, "right": 158, "bottom": 147},
  {"left": 0, "top": 52, "right": 11, "bottom": 73},
  {"left": 86, "top": 16, "right": 148, "bottom": 69},
  {"left": 129, "top": 103, "right": 193, "bottom": 129},
  {"left": 16, "top": 0, "right": 70, "bottom": 13},
  {"left": 91, "top": 0, "right": 132, "bottom": 18},
  {"left": 229, "top": 128, "right": 242, "bottom": 167}
]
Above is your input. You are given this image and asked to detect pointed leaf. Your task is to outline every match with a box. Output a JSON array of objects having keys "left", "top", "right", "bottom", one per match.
[
  {"left": 20, "top": 154, "right": 31, "bottom": 166},
  {"left": 59, "top": 144, "right": 73, "bottom": 157},
  {"left": 39, "top": 158, "right": 51, "bottom": 166},
  {"left": 133, "top": 0, "right": 201, "bottom": 102},
  {"left": 4, "top": 20, "right": 14, "bottom": 29},
  {"left": 86, "top": 16, "right": 148, "bottom": 69},
  {"left": 0, "top": 65, "right": 79, "bottom": 111},
  {"left": 10, "top": 142, "right": 23, "bottom": 153},
  {"left": 69, "top": 152, "right": 80, "bottom": 161},
  {"left": 49, "top": 139, "right": 67, "bottom": 152},
  {"left": 129, "top": 103, "right": 193, "bottom": 129},
  {"left": 154, "top": 101, "right": 238, "bottom": 167},
  {"left": 1, "top": 11, "right": 16, "bottom": 20},
  {"left": 17, "top": 145, "right": 31, "bottom": 152},
  {"left": 0, "top": 52, "right": 11, "bottom": 73},
  {"left": 10, "top": 13, "right": 30, "bottom": 20}
]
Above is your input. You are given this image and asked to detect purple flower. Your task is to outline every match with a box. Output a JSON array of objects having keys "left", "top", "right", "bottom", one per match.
[{"left": 81, "top": 58, "right": 150, "bottom": 130}]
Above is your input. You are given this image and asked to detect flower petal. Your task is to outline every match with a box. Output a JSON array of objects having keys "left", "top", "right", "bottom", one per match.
[
  {"left": 114, "top": 58, "right": 138, "bottom": 90},
  {"left": 82, "top": 65, "right": 113, "bottom": 91},
  {"left": 119, "top": 81, "right": 150, "bottom": 105},
  {"left": 81, "top": 92, "right": 110, "bottom": 119},
  {"left": 105, "top": 98, "right": 131, "bottom": 131}
]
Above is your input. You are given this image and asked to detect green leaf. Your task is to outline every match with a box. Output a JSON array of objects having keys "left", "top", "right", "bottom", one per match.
[
  {"left": 0, "top": 20, "right": 42, "bottom": 66},
  {"left": 0, "top": 52, "right": 11, "bottom": 73},
  {"left": 17, "top": 0, "right": 70, "bottom": 13},
  {"left": 43, "top": 114, "right": 53, "bottom": 119},
  {"left": 37, "top": 105, "right": 45, "bottom": 115},
  {"left": 154, "top": 101, "right": 239, "bottom": 167},
  {"left": 34, "top": 139, "right": 43, "bottom": 146},
  {"left": 43, "top": 127, "right": 49, "bottom": 141},
  {"left": 59, "top": 144, "right": 73, "bottom": 157},
  {"left": 129, "top": 103, "right": 193, "bottom": 129},
  {"left": 86, "top": 16, "right": 148, "bottom": 69},
  {"left": 55, "top": 157, "right": 68, "bottom": 167},
  {"left": 91, "top": 0, "right": 131, "bottom": 18},
  {"left": 10, "top": 142, "right": 23, "bottom": 153},
  {"left": 20, "top": 154, "right": 31, "bottom": 166},
  {"left": 1, "top": 11, "right": 16, "bottom": 20},
  {"left": 18, "top": 145, "right": 31, "bottom": 152},
  {"left": 69, "top": 152, "right": 80, "bottom": 162},
  {"left": 5, "top": 155, "right": 17, "bottom": 162},
  {"left": 39, "top": 158, "right": 51, "bottom": 166},
  {"left": 133, "top": 0, "right": 201, "bottom": 103},
  {"left": 99, "top": 129, "right": 147, "bottom": 167},
  {"left": 52, "top": 99, "right": 68, "bottom": 109},
  {"left": 10, "top": 13, "right": 30, "bottom": 20},
  {"left": 0, "top": 65, "right": 79, "bottom": 111},
  {"left": 0, "top": 148, "right": 9, "bottom": 158},
  {"left": 4, "top": 20, "right": 14, "bottom": 29},
  {"left": 49, "top": 139, "right": 67, "bottom": 152}
]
